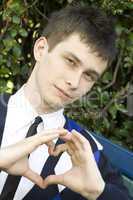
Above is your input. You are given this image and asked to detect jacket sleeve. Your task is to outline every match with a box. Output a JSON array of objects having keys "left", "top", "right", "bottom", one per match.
[{"left": 97, "top": 152, "right": 132, "bottom": 200}]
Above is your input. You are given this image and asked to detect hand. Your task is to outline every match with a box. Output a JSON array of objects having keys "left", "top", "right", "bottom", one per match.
[
  {"left": 0, "top": 128, "right": 67, "bottom": 188},
  {"left": 45, "top": 130, "right": 105, "bottom": 200}
]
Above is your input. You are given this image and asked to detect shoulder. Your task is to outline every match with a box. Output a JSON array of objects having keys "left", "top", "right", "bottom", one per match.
[
  {"left": 0, "top": 93, "right": 11, "bottom": 142},
  {"left": 64, "top": 116, "right": 103, "bottom": 152},
  {"left": 0, "top": 93, "right": 11, "bottom": 104},
  {"left": 0, "top": 93, "right": 11, "bottom": 114}
]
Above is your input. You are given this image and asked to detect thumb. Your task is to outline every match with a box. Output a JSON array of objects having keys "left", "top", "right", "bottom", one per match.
[
  {"left": 24, "top": 169, "right": 45, "bottom": 189},
  {"left": 45, "top": 141, "right": 55, "bottom": 155},
  {"left": 44, "top": 174, "right": 65, "bottom": 188}
]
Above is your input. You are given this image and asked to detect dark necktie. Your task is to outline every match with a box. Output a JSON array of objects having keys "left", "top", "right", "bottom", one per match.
[{"left": 0, "top": 116, "right": 43, "bottom": 200}]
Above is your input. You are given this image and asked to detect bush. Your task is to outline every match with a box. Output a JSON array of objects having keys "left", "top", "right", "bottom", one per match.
[{"left": 0, "top": 0, "right": 133, "bottom": 150}]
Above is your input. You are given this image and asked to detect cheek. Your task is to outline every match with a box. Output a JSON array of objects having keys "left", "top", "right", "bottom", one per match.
[
  {"left": 47, "top": 57, "right": 64, "bottom": 76},
  {"left": 79, "top": 79, "right": 95, "bottom": 96},
  {"left": 39, "top": 60, "right": 55, "bottom": 81}
]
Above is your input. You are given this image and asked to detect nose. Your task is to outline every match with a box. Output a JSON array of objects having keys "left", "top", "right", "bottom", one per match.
[{"left": 65, "top": 70, "right": 82, "bottom": 90}]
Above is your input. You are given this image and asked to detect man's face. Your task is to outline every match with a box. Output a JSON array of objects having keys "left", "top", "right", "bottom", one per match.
[{"left": 34, "top": 34, "right": 107, "bottom": 112}]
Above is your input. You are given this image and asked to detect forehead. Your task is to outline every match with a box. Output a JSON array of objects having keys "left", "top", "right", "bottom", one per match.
[{"left": 50, "top": 34, "right": 107, "bottom": 75}]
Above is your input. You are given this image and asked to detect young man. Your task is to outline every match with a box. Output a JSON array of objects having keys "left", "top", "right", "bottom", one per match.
[{"left": 0, "top": 5, "right": 131, "bottom": 200}]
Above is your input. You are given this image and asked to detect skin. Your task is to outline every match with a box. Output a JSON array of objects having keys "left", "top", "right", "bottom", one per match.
[
  {"left": 46, "top": 130, "right": 105, "bottom": 200},
  {"left": 24, "top": 33, "right": 107, "bottom": 114},
  {"left": 0, "top": 129, "right": 67, "bottom": 188},
  {"left": 0, "top": 33, "right": 108, "bottom": 200}
]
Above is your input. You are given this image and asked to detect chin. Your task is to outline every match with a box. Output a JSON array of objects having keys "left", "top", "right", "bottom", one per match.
[{"left": 43, "top": 98, "right": 63, "bottom": 111}]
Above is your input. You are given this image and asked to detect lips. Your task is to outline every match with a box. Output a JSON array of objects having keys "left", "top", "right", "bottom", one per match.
[{"left": 54, "top": 85, "right": 72, "bottom": 99}]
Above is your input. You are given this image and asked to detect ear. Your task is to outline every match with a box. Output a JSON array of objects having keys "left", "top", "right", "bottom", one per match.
[{"left": 33, "top": 36, "right": 49, "bottom": 61}]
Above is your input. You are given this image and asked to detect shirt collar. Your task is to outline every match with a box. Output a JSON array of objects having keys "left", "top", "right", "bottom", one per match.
[{"left": 10, "top": 85, "right": 65, "bottom": 129}]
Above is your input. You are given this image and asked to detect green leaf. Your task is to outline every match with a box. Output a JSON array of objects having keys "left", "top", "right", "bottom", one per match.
[
  {"left": 0, "top": 67, "right": 11, "bottom": 76},
  {"left": 103, "top": 118, "right": 110, "bottom": 129},
  {"left": 67, "top": 0, "right": 74, "bottom": 3},
  {"left": 11, "top": 65, "right": 20, "bottom": 75},
  {"left": 109, "top": 105, "right": 117, "bottom": 119},
  {"left": 19, "top": 28, "right": 28, "bottom": 37},
  {"left": 10, "top": 29, "right": 18, "bottom": 37},
  {"left": 102, "top": 71, "right": 113, "bottom": 83},
  {"left": 115, "top": 24, "right": 124, "bottom": 36},
  {"left": 13, "top": 45, "right": 22, "bottom": 57},
  {"left": 115, "top": 103, "right": 127, "bottom": 113},
  {"left": 101, "top": 91, "right": 110, "bottom": 104},
  {"left": 9, "top": 1, "right": 24, "bottom": 14},
  {"left": 7, "top": 80, "right": 14, "bottom": 90},
  {"left": 129, "top": 33, "right": 133, "bottom": 44},
  {"left": 0, "top": 55, "right": 3, "bottom": 64},
  {"left": 12, "top": 16, "right": 20, "bottom": 24},
  {"left": 2, "top": 10, "right": 11, "bottom": 21},
  {"left": 126, "top": 2, "right": 133, "bottom": 9},
  {"left": 0, "top": 79, "right": 7, "bottom": 92},
  {"left": 3, "top": 38, "right": 15, "bottom": 51}
]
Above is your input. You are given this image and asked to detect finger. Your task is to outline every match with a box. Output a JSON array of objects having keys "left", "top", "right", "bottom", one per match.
[
  {"left": 5, "top": 133, "right": 60, "bottom": 163},
  {"left": 71, "top": 130, "right": 88, "bottom": 145},
  {"left": 60, "top": 131, "right": 80, "bottom": 152},
  {"left": 23, "top": 132, "right": 60, "bottom": 152},
  {"left": 60, "top": 132, "right": 79, "bottom": 151},
  {"left": 70, "top": 134, "right": 82, "bottom": 150},
  {"left": 72, "top": 130, "right": 92, "bottom": 152},
  {"left": 62, "top": 143, "right": 78, "bottom": 165},
  {"left": 51, "top": 143, "right": 77, "bottom": 165},
  {"left": 60, "top": 131, "right": 83, "bottom": 151},
  {"left": 36, "top": 128, "right": 68, "bottom": 151},
  {"left": 52, "top": 143, "right": 74, "bottom": 157},
  {"left": 60, "top": 131, "right": 85, "bottom": 151},
  {"left": 51, "top": 143, "right": 67, "bottom": 156},
  {"left": 39, "top": 128, "right": 68, "bottom": 136},
  {"left": 0, "top": 130, "right": 68, "bottom": 168},
  {"left": 45, "top": 141, "right": 54, "bottom": 147},
  {"left": 44, "top": 174, "right": 65, "bottom": 188},
  {"left": 24, "top": 169, "right": 45, "bottom": 188},
  {"left": 65, "top": 139, "right": 83, "bottom": 165},
  {"left": 44, "top": 129, "right": 68, "bottom": 154},
  {"left": 57, "top": 128, "right": 68, "bottom": 136},
  {"left": 59, "top": 132, "right": 72, "bottom": 141},
  {"left": 67, "top": 141, "right": 77, "bottom": 153},
  {"left": 45, "top": 141, "right": 55, "bottom": 155}
]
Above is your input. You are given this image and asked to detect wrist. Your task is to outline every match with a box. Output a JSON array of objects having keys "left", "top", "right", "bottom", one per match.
[{"left": 82, "top": 181, "right": 105, "bottom": 200}]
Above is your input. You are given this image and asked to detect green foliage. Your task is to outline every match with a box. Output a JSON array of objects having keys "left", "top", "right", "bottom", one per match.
[{"left": 0, "top": 0, "right": 133, "bottom": 150}]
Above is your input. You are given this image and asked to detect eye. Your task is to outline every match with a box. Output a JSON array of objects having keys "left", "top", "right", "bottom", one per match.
[
  {"left": 65, "top": 57, "right": 76, "bottom": 66},
  {"left": 84, "top": 73, "right": 95, "bottom": 82}
]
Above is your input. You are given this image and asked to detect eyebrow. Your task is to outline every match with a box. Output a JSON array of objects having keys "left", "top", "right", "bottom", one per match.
[
  {"left": 64, "top": 51, "right": 83, "bottom": 65},
  {"left": 63, "top": 51, "right": 100, "bottom": 79}
]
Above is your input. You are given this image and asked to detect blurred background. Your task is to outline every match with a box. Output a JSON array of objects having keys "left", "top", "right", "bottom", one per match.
[{"left": 0, "top": 0, "right": 133, "bottom": 150}]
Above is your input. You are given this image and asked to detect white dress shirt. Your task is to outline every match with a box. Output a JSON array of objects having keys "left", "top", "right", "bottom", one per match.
[{"left": 0, "top": 85, "right": 72, "bottom": 200}]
